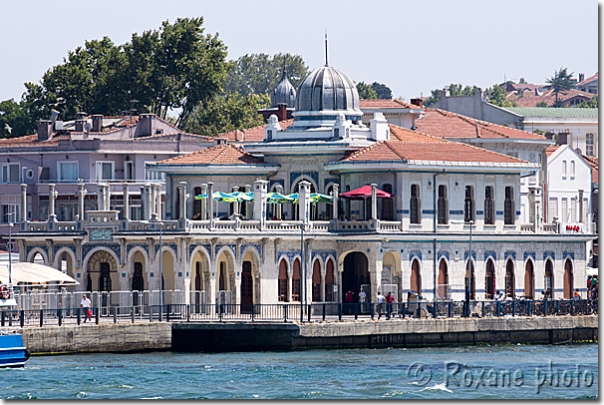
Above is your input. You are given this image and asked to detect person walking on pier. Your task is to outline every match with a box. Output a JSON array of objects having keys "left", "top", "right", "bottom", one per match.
[
  {"left": 385, "top": 292, "right": 396, "bottom": 319},
  {"left": 376, "top": 291, "right": 385, "bottom": 319},
  {"left": 80, "top": 294, "right": 92, "bottom": 323}
]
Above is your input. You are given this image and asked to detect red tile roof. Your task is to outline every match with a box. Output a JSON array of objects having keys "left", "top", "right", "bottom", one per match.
[
  {"left": 506, "top": 88, "right": 595, "bottom": 107},
  {"left": 342, "top": 125, "right": 527, "bottom": 165},
  {"left": 360, "top": 99, "right": 417, "bottom": 109},
  {"left": 577, "top": 72, "right": 598, "bottom": 86},
  {"left": 158, "top": 144, "right": 265, "bottom": 165},
  {"left": 582, "top": 155, "right": 598, "bottom": 185},
  {"left": 545, "top": 145, "right": 560, "bottom": 156},
  {"left": 0, "top": 133, "right": 70, "bottom": 147},
  {"left": 414, "top": 108, "right": 547, "bottom": 140},
  {"left": 218, "top": 119, "right": 293, "bottom": 142}
]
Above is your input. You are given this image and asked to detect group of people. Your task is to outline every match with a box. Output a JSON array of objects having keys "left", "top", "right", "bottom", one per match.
[{"left": 344, "top": 289, "right": 397, "bottom": 319}]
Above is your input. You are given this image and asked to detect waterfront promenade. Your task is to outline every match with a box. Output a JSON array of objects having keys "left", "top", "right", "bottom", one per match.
[{"left": 2, "top": 299, "right": 597, "bottom": 355}]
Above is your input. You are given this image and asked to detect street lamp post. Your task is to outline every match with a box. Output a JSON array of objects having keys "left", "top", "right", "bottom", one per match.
[
  {"left": 8, "top": 221, "right": 13, "bottom": 293},
  {"left": 158, "top": 221, "right": 163, "bottom": 321},
  {"left": 464, "top": 220, "right": 474, "bottom": 317}
]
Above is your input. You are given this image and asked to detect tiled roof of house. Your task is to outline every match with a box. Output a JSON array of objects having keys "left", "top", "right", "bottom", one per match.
[
  {"left": 359, "top": 99, "right": 417, "bottom": 109},
  {"left": 342, "top": 125, "right": 527, "bottom": 165},
  {"left": 507, "top": 88, "right": 595, "bottom": 107},
  {"left": 582, "top": 155, "right": 598, "bottom": 185},
  {"left": 0, "top": 133, "right": 70, "bottom": 147},
  {"left": 577, "top": 72, "right": 598, "bottom": 86},
  {"left": 157, "top": 144, "right": 265, "bottom": 165},
  {"left": 414, "top": 108, "right": 547, "bottom": 140},
  {"left": 544, "top": 145, "right": 560, "bottom": 157},
  {"left": 218, "top": 119, "right": 294, "bottom": 142},
  {"left": 503, "top": 107, "right": 599, "bottom": 119}
]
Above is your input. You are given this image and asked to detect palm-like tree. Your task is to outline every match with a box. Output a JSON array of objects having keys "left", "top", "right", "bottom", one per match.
[{"left": 546, "top": 67, "right": 575, "bottom": 107}]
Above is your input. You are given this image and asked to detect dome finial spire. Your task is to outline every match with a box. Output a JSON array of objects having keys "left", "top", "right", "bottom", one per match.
[{"left": 324, "top": 29, "right": 329, "bottom": 67}]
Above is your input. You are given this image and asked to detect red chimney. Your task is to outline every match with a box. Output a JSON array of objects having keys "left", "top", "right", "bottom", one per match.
[
  {"left": 277, "top": 103, "right": 287, "bottom": 121},
  {"left": 410, "top": 98, "right": 423, "bottom": 108}
]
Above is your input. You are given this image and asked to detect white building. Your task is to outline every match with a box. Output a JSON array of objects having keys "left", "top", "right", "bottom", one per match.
[{"left": 13, "top": 64, "right": 594, "bottom": 307}]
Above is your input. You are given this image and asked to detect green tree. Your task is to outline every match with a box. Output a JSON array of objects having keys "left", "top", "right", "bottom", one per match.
[
  {"left": 182, "top": 93, "right": 270, "bottom": 136},
  {"left": 356, "top": 82, "right": 377, "bottom": 99},
  {"left": 424, "top": 83, "right": 480, "bottom": 106},
  {"left": 371, "top": 82, "right": 392, "bottom": 99},
  {"left": 577, "top": 95, "right": 598, "bottom": 108},
  {"left": 536, "top": 101, "right": 549, "bottom": 108},
  {"left": 546, "top": 67, "right": 574, "bottom": 107},
  {"left": 224, "top": 53, "right": 310, "bottom": 96},
  {"left": 487, "top": 84, "right": 516, "bottom": 107},
  {"left": 0, "top": 99, "right": 34, "bottom": 138}
]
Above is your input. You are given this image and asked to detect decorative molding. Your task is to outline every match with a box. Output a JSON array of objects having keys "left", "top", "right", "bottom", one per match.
[
  {"left": 524, "top": 251, "right": 536, "bottom": 262},
  {"left": 82, "top": 244, "right": 121, "bottom": 263},
  {"left": 484, "top": 251, "right": 497, "bottom": 261},
  {"left": 504, "top": 251, "right": 516, "bottom": 261},
  {"left": 409, "top": 251, "right": 422, "bottom": 262},
  {"left": 290, "top": 171, "right": 318, "bottom": 188},
  {"left": 437, "top": 251, "right": 449, "bottom": 261},
  {"left": 562, "top": 251, "right": 574, "bottom": 261},
  {"left": 311, "top": 250, "right": 336, "bottom": 265},
  {"left": 89, "top": 228, "right": 113, "bottom": 241},
  {"left": 543, "top": 251, "right": 555, "bottom": 262},
  {"left": 464, "top": 251, "right": 477, "bottom": 261}
]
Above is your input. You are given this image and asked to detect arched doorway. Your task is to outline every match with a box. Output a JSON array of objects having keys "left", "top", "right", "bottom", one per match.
[
  {"left": 278, "top": 259, "right": 289, "bottom": 302},
  {"left": 410, "top": 259, "right": 421, "bottom": 295},
  {"left": 563, "top": 259, "right": 573, "bottom": 299},
  {"left": 524, "top": 260, "right": 534, "bottom": 299},
  {"left": 86, "top": 250, "right": 118, "bottom": 293},
  {"left": 438, "top": 259, "right": 449, "bottom": 299},
  {"left": 505, "top": 260, "right": 515, "bottom": 298},
  {"left": 485, "top": 259, "right": 496, "bottom": 299},
  {"left": 216, "top": 250, "right": 235, "bottom": 307},
  {"left": 55, "top": 250, "right": 75, "bottom": 279},
  {"left": 544, "top": 259, "right": 554, "bottom": 299},
  {"left": 342, "top": 252, "right": 369, "bottom": 303},
  {"left": 131, "top": 251, "right": 146, "bottom": 307},
  {"left": 325, "top": 258, "right": 335, "bottom": 301},
  {"left": 465, "top": 259, "right": 476, "bottom": 299},
  {"left": 312, "top": 259, "right": 321, "bottom": 302}
]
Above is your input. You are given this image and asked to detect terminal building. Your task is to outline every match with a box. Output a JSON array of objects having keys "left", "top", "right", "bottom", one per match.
[{"left": 13, "top": 64, "right": 594, "bottom": 308}]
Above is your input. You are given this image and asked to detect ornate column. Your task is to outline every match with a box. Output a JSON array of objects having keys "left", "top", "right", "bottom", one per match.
[
  {"left": 298, "top": 180, "right": 311, "bottom": 225},
  {"left": 123, "top": 184, "right": 130, "bottom": 221},
  {"left": 253, "top": 179, "right": 268, "bottom": 228},
  {"left": 332, "top": 183, "right": 339, "bottom": 221},
  {"left": 179, "top": 181, "right": 187, "bottom": 220},
  {"left": 232, "top": 186, "right": 240, "bottom": 217},
  {"left": 97, "top": 184, "right": 106, "bottom": 211},
  {"left": 78, "top": 183, "right": 86, "bottom": 221},
  {"left": 371, "top": 183, "right": 378, "bottom": 220},
  {"left": 207, "top": 182, "right": 214, "bottom": 228},
  {"left": 200, "top": 183, "right": 207, "bottom": 220},
  {"left": 244, "top": 184, "right": 252, "bottom": 220},
  {"left": 276, "top": 184, "right": 283, "bottom": 220},
  {"left": 48, "top": 183, "right": 57, "bottom": 222},
  {"left": 150, "top": 184, "right": 157, "bottom": 220}
]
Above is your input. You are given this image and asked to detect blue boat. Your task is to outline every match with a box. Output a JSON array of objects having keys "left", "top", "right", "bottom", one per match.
[{"left": 0, "top": 332, "right": 30, "bottom": 368}]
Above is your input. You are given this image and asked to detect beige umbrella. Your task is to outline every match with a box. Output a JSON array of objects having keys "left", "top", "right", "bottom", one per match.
[{"left": 0, "top": 262, "right": 79, "bottom": 286}]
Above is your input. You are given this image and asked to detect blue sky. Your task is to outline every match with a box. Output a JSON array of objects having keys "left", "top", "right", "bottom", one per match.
[{"left": 0, "top": 0, "right": 599, "bottom": 103}]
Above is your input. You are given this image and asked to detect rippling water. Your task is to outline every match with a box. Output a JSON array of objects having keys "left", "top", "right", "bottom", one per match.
[{"left": 2, "top": 344, "right": 597, "bottom": 399}]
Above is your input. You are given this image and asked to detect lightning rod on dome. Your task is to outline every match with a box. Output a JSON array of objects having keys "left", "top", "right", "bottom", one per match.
[{"left": 324, "top": 29, "right": 328, "bottom": 67}]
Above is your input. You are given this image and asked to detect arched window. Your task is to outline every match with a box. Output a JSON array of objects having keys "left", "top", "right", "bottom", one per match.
[
  {"left": 563, "top": 259, "right": 573, "bottom": 299},
  {"left": 325, "top": 259, "right": 334, "bottom": 302},
  {"left": 278, "top": 259, "right": 289, "bottom": 302},
  {"left": 485, "top": 259, "right": 495, "bottom": 299},
  {"left": 504, "top": 186, "right": 514, "bottom": 225},
  {"left": 586, "top": 133, "right": 595, "bottom": 156},
  {"left": 505, "top": 260, "right": 515, "bottom": 298},
  {"left": 312, "top": 260, "right": 321, "bottom": 302},
  {"left": 464, "top": 185, "right": 474, "bottom": 223},
  {"left": 570, "top": 161, "right": 575, "bottom": 178},
  {"left": 292, "top": 258, "right": 301, "bottom": 302},
  {"left": 437, "top": 185, "right": 448, "bottom": 224},
  {"left": 438, "top": 259, "right": 449, "bottom": 298},
  {"left": 562, "top": 160, "right": 567, "bottom": 178},
  {"left": 544, "top": 260, "right": 554, "bottom": 299},
  {"left": 410, "top": 184, "right": 420, "bottom": 224},
  {"left": 484, "top": 186, "right": 494, "bottom": 225},
  {"left": 410, "top": 259, "right": 421, "bottom": 294}
]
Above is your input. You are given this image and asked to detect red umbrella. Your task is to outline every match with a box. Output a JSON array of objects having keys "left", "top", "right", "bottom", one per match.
[{"left": 340, "top": 185, "right": 393, "bottom": 199}]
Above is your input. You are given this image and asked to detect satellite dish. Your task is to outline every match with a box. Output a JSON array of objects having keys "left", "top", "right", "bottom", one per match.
[{"left": 84, "top": 122, "right": 92, "bottom": 133}]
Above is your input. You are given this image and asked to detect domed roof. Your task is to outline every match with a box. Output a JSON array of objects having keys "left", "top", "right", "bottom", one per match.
[
  {"left": 271, "top": 68, "right": 296, "bottom": 108},
  {"left": 294, "top": 65, "right": 360, "bottom": 114}
]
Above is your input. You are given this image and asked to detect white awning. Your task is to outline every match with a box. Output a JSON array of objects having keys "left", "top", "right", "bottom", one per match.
[
  {"left": 0, "top": 262, "right": 79, "bottom": 286},
  {"left": 586, "top": 268, "right": 599, "bottom": 277}
]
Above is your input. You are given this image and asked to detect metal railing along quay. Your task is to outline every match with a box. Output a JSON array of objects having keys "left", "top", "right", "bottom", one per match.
[{"left": 0, "top": 299, "right": 597, "bottom": 329}]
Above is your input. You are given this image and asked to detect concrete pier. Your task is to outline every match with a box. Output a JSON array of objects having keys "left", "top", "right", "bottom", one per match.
[
  {"left": 172, "top": 316, "right": 598, "bottom": 352},
  {"left": 17, "top": 316, "right": 597, "bottom": 355}
]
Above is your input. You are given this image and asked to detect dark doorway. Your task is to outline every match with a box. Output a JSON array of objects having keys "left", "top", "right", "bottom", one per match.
[
  {"left": 132, "top": 262, "right": 144, "bottom": 306},
  {"left": 465, "top": 260, "right": 476, "bottom": 299},
  {"left": 99, "top": 262, "right": 111, "bottom": 292},
  {"left": 524, "top": 260, "right": 534, "bottom": 299},
  {"left": 241, "top": 261, "right": 253, "bottom": 312},
  {"left": 485, "top": 259, "right": 495, "bottom": 299},
  {"left": 563, "top": 259, "right": 573, "bottom": 299},
  {"left": 342, "top": 252, "right": 369, "bottom": 303}
]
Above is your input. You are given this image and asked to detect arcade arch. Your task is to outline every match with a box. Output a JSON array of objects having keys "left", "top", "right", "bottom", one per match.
[
  {"left": 341, "top": 252, "right": 369, "bottom": 302},
  {"left": 524, "top": 260, "right": 535, "bottom": 299},
  {"left": 437, "top": 259, "right": 449, "bottom": 299},
  {"left": 485, "top": 259, "right": 496, "bottom": 299},
  {"left": 85, "top": 249, "right": 119, "bottom": 293},
  {"left": 563, "top": 259, "right": 573, "bottom": 299}
]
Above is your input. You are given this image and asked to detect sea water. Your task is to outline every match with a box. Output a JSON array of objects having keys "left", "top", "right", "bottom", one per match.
[{"left": 2, "top": 344, "right": 597, "bottom": 399}]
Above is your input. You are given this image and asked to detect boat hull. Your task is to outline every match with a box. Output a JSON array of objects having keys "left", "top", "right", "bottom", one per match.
[{"left": 0, "top": 334, "right": 30, "bottom": 368}]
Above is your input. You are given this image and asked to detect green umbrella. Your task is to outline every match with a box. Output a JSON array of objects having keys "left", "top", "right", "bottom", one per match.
[
  {"left": 267, "top": 192, "right": 294, "bottom": 204},
  {"left": 194, "top": 193, "right": 209, "bottom": 200}
]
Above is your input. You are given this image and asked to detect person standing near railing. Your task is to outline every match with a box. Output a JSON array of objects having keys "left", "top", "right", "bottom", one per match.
[{"left": 80, "top": 294, "right": 92, "bottom": 323}]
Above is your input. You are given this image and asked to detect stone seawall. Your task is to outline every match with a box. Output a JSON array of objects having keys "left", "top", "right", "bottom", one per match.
[
  {"left": 21, "top": 323, "right": 172, "bottom": 355},
  {"left": 19, "top": 316, "right": 598, "bottom": 355},
  {"left": 172, "top": 316, "right": 598, "bottom": 352}
]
